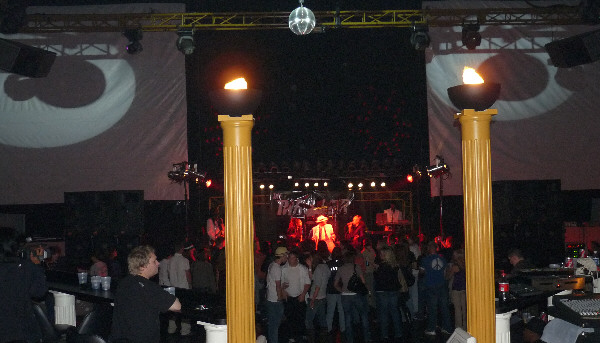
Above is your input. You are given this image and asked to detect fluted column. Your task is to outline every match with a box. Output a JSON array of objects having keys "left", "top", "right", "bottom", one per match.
[
  {"left": 219, "top": 114, "right": 255, "bottom": 343},
  {"left": 455, "top": 108, "right": 497, "bottom": 343}
]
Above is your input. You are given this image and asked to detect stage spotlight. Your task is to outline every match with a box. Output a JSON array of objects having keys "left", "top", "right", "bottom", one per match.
[
  {"left": 323, "top": 182, "right": 328, "bottom": 187},
  {"left": 380, "top": 182, "right": 386, "bottom": 187},
  {"left": 269, "top": 184, "right": 274, "bottom": 190},
  {"left": 294, "top": 182, "right": 299, "bottom": 187},
  {"left": 462, "top": 23, "right": 481, "bottom": 50},
  {"left": 259, "top": 184, "right": 265, "bottom": 190},
  {"left": 427, "top": 155, "right": 449, "bottom": 177},
  {"left": 407, "top": 174, "right": 414, "bottom": 183},
  {"left": 410, "top": 25, "right": 430, "bottom": 51},
  {"left": 357, "top": 182, "right": 363, "bottom": 189},
  {"left": 123, "top": 28, "right": 143, "bottom": 54},
  {"left": 176, "top": 28, "right": 195, "bottom": 55},
  {"left": 314, "top": 182, "right": 319, "bottom": 187},
  {"left": 305, "top": 182, "right": 310, "bottom": 188},
  {"left": 370, "top": 181, "right": 376, "bottom": 188},
  {"left": 205, "top": 179, "right": 212, "bottom": 188},
  {"left": 348, "top": 182, "right": 354, "bottom": 189}
]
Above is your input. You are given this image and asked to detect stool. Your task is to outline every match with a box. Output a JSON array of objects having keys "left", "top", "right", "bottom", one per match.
[{"left": 51, "top": 291, "right": 76, "bottom": 326}]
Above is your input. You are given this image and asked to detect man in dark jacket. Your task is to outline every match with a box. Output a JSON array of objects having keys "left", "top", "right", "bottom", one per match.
[{"left": 0, "top": 229, "right": 48, "bottom": 343}]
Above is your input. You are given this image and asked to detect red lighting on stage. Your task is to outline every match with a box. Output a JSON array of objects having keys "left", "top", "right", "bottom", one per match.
[
  {"left": 406, "top": 174, "right": 414, "bottom": 183},
  {"left": 205, "top": 179, "right": 212, "bottom": 188}
]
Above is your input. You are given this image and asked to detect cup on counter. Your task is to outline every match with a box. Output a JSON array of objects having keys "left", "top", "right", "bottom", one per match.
[
  {"left": 101, "top": 276, "right": 111, "bottom": 291},
  {"left": 165, "top": 287, "right": 176, "bottom": 295},
  {"left": 77, "top": 272, "right": 88, "bottom": 285},
  {"left": 91, "top": 276, "right": 101, "bottom": 290}
]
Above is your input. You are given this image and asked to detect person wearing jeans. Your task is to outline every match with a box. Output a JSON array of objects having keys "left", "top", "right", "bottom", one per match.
[
  {"left": 420, "top": 241, "right": 453, "bottom": 335},
  {"left": 265, "top": 247, "right": 289, "bottom": 343},
  {"left": 335, "top": 250, "right": 371, "bottom": 343}
]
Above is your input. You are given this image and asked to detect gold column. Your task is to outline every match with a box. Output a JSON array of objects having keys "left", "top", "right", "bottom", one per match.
[
  {"left": 455, "top": 108, "right": 497, "bottom": 343},
  {"left": 219, "top": 114, "right": 255, "bottom": 343}
]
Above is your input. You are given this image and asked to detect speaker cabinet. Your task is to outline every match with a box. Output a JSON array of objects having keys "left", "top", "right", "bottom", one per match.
[
  {"left": 545, "top": 29, "right": 600, "bottom": 68},
  {"left": 0, "top": 38, "right": 56, "bottom": 78}
]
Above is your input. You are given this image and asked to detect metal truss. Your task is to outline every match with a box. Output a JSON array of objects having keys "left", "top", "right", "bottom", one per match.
[{"left": 22, "top": 6, "right": 584, "bottom": 33}]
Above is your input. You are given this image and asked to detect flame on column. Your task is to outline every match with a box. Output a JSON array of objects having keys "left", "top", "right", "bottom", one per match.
[
  {"left": 224, "top": 77, "right": 248, "bottom": 90},
  {"left": 462, "top": 67, "right": 484, "bottom": 84}
]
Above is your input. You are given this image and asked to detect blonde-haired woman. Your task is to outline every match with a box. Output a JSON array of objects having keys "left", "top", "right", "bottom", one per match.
[
  {"left": 447, "top": 249, "right": 466, "bottom": 330},
  {"left": 373, "top": 246, "right": 406, "bottom": 341}
]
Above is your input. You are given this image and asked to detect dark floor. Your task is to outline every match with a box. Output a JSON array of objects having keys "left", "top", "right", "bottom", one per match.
[{"left": 161, "top": 314, "right": 454, "bottom": 343}]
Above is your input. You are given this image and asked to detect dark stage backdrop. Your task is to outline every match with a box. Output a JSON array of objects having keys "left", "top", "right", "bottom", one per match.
[{"left": 188, "top": 28, "right": 429, "bottom": 178}]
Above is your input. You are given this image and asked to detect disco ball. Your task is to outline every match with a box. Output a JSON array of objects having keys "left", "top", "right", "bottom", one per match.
[{"left": 289, "top": 5, "right": 316, "bottom": 35}]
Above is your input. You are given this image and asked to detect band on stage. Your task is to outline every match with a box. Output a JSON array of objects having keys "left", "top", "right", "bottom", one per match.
[{"left": 282, "top": 204, "right": 410, "bottom": 252}]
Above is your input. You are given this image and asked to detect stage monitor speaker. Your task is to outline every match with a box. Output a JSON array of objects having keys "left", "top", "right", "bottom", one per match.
[
  {"left": 0, "top": 38, "right": 56, "bottom": 78},
  {"left": 545, "top": 28, "right": 600, "bottom": 68}
]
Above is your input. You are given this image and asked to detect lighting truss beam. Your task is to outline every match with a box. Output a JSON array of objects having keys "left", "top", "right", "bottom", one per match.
[{"left": 22, "top": 7, "right": 583, "bottom": 33}]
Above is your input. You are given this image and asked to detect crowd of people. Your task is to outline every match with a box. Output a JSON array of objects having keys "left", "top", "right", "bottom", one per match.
[{"left": 1, "top": 214, "right": 552, "bottom": 343}]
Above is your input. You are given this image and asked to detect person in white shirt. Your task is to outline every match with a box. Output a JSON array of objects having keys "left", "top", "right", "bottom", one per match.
[
  {"left": 281, "top": 249, "right": 311, "bottom": 343},
  {"left": 265, "top": 247, "right": 289, "bottom": 343},
  {"left": 384, "top": 203, "right": 402, "bottom": 224},
  {"left": 167, "top": 242, "right": 192, "bottom": 336},
  {"left": 310, "top": 215, "right": 336, "bottom": 252}
]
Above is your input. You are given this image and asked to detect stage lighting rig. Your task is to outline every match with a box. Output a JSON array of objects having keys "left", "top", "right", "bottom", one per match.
[
  {"left": 462, "top": 22, "right": 481, "bottom": 50},
  {"left": 427, "top": 155, "right": 449, "bottom": 178},
  {"left": 123, "top": 28, "right": 143, "bottom": 54},
  {"left": 410, "top": 24, "right": 430, "bottom": 51},
  {"left": 168, "top": 161, "right": 206, "bottom": 183},
  {"left": 176, "top": 28, "right": 195, "bottom": 55}
]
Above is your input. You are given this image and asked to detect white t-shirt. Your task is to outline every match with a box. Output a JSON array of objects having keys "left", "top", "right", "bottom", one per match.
[
  {"left": 281, "top": 263, "right": 311, "bottom": 298},
  {"left": 266, "top": 261, "right": 283, "bottom": 302},
  {"left": 158, "top": 257, "right": 171, "bottom": 286},
  {"left": 384, "top": 208, "right": 402, "bottom": 223},
  {"left": 168, "top": 253, "right": 190, "bottom": 289}
]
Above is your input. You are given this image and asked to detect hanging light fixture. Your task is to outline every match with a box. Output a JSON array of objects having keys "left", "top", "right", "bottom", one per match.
[
  {"left": 410, "top": 24, "right": 430, "bottom": 51},
  {"left": 176, "top": 28, "right": 195, "bottom": 55},
  {"left": 123, "top": 28, "right": 143, "bottom": 54},
  {"left": 462, "top": 22, "right": 481, "bottom": 50},
  {"left": 289, "top": 0, "right": 316, "bottom": 35}
]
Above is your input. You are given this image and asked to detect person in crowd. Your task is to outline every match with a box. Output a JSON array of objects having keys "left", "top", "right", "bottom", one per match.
[
  {"left": 393, "top": 241, "right": 415, "bottom": 322},
  {"left": 523, "top": 317, "right": 547, "bottom": 343},
  {"left": 111, "top": 245, "right": 181, "bottom": 343},
  {"left": 206, "top": 206, "right": 225, "bottom": 244},
  {"left": 420, "top": 241, "right": 453, "bottom": 336},
  {"left": 446, "top": 249, "right": 467, "bottom": 330},
  {"left": 191, "top": 247, "right": 216, "bottom": 293},
  {"left": 158, "top": 249, "right": 171, "bottom": 286},
  {"left": 281, "top": 249, "right": 311, "bottom": 343},
  {"left": 310, "top": 215, "right": 336, "bottom": 252},
  {"left": 361, "top": 238, "right": 377, "bottom": 308},
  {"left": 335, "top": 249, "right": 371, "bottom": 343},
  {"left": 167, "top": 242, "right": 192, "bottom": 336},
  {"left": 265, "top": 246, "right": 289, "bottom": 343},
  {"left": 406, "top": 234, "right": 421, "bottom": 317},
  {"left": 89, "top": 250, "right": 108, "bottom": 277},
  {"left": 107, "top": 248, "right": 123, "bottom": 279},
  {"left": 374, "top": 245, "right": 405, "bottom": 341},
  {"left": 345, "top": 215, "right": 366, "bottom": 250},
  {"left": 305, "top": 250, "right": 331, "bottom": 343},
  {"left": 507, "top": 248, "right": 535, "bottom": 275},
  {"left": 0, "top": 230, "right": 48, "bottom": 343},
  {"left": 326, "top": 247, "right": 345, "bottom": 335}
]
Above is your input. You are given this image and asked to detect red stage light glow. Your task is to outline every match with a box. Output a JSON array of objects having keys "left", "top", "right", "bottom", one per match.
[
  {"left": 406, "top": 174, "right": 414, "bottom": 183},
  {"left": 205, "top": 179, "right": 212, "bottom": 188}
]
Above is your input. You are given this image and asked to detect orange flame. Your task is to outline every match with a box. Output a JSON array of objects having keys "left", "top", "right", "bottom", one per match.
[
  {"left": 462, "top": 67, "right": 484, "bottom": 85},
  {"left": 224, "top": 77, "right": 247, "bottom": 90}
]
